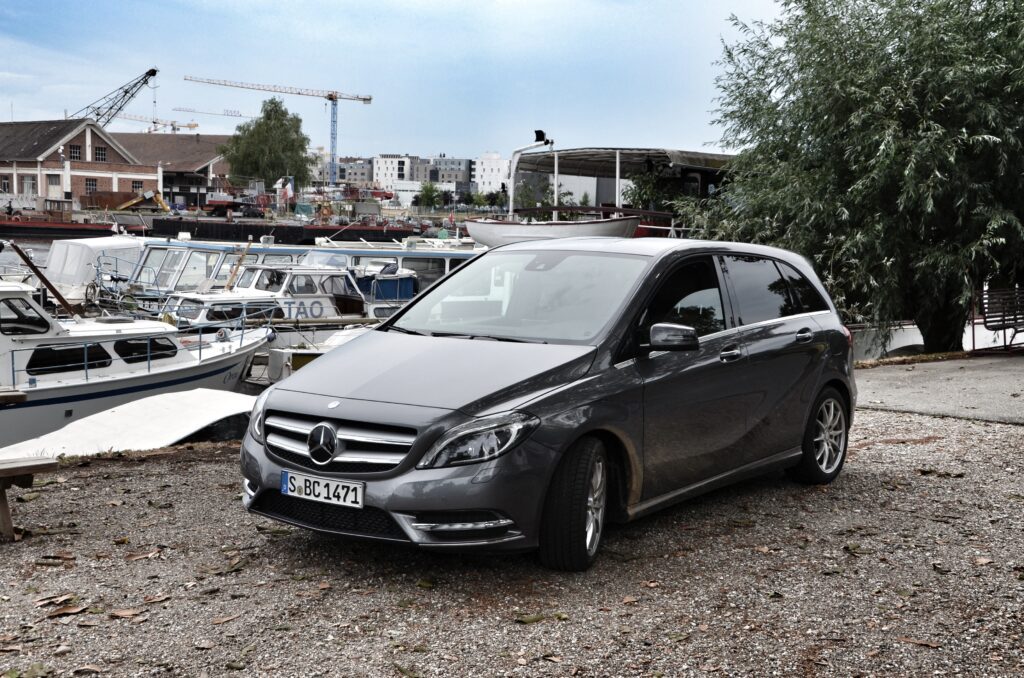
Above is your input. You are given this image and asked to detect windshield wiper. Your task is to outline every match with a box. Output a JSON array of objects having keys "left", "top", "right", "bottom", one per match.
[
  {"left": 469, "top": 334, "right": 548, "bottom": 344},
  {"left": 385, "top": 325, "right": 427, "bottom": 336},
  {"left": 428, "top": 331, "right": 474, "bottom": 339}
]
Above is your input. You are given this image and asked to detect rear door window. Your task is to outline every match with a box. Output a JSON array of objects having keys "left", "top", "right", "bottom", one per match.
[{"left": 723, "top": 256, "right": 799, "bottom": 325}]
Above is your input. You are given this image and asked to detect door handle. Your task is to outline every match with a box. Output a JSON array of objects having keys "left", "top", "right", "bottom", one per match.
[
  {"left": 719, "top": 345, "right": 743, "bottom": 362},
  {"left": 795, "top": 328, "right": 814, "bottom": 344}
]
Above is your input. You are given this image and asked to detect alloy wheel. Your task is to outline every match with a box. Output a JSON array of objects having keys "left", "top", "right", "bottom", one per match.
[
  {"left": 585, "top": 457, "right": 606, "bottom": 556},
  {"left": 813, "top": 398, "right": 846, "bottom": 474}
]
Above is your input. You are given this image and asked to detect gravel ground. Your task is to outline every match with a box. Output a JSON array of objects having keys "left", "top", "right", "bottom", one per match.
[{"left": 1, "top": 409, "right": 1022, "bottom": 677}]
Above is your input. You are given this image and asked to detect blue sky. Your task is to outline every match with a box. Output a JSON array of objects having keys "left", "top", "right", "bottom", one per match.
[{"left": 0, "top": 0, "right": 779, "bottom": 158}]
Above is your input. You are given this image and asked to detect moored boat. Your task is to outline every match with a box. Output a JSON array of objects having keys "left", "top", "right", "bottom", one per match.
[
  {"left": 464, "top": 216, "right": 640, "bottom": 247},
  {"left": 0, "top": 280, "right": 269, "bottom": 447}
]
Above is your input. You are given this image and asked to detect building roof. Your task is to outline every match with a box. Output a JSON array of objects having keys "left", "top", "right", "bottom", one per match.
[
  {"left": 516, "top": 147, "right": 733, "bottom": 178},
  {"left": 0, "top": 120, "right": 84, "bottom": 161},
  {"left": 0, "top": 119, "right": 142, "bottom": 164},
  {"left": 111, "top": 132, "right": 231, "bottom": 174}
]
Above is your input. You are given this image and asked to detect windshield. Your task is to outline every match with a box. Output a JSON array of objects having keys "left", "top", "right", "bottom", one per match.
[{"left": 391, "top": 249, "right": 649, "bottom": 344}]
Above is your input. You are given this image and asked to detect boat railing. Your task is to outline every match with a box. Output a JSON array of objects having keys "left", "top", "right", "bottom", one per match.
[{"left": 6, "top": 321, "right": 260, "bottom": 389}]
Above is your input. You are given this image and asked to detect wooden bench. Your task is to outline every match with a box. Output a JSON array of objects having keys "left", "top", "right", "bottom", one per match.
[{"left": 1, "top": 457, "right": 60, "bottom": 542}]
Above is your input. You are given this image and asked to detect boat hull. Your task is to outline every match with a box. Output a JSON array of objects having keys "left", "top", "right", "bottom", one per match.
[
  {"left": 464, "top": 216, "right": 640, "bottom": 247},
  {"left": 0, "top": 219, "right": 145, "bottom": 239},
  {"left": 0, "top": 342, "right": 262, "bottom": 448}
]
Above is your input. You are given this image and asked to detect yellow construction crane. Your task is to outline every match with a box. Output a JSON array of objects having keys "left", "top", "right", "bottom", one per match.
[
  {"left": 184, "top": 75, "right": 371, "bottom": 184},
  {"left": 115, "top": 113, "right": 199, "bottom": 133}
]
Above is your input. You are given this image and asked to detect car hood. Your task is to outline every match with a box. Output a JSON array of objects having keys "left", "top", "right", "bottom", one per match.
[{"left": 275, "top": 330, "right": 596, "bottom": 416}]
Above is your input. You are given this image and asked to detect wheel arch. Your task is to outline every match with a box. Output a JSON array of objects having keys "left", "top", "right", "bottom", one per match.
[{"left": 557, "top": 427, "right": 639, "bottom": 524}]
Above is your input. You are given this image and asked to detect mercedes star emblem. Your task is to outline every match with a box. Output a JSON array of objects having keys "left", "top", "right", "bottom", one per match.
[{"left": 307, "top": 422, "right": 339, "bottom": 465}]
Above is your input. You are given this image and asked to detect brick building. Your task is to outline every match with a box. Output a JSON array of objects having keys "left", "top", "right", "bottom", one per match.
[
  {"left": 111, "top": 133, "right": 230, "bottom": 208},
  {"left": 0, "top": 119, "right": 158, "bottom": 210}
]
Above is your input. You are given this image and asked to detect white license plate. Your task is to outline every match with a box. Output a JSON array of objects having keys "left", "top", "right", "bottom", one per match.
[{"left": 281, "top": 470, "right": 363, "bottom": 509}]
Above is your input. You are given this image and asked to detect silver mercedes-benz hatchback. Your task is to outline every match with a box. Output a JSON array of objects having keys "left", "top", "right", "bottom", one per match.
[{"left": 241, "top": 238, "right": 855, "bottom": 571}]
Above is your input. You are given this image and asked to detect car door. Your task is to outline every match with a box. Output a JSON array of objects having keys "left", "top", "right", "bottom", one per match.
[
  {"left": 720, "top": 255, "right": 828, "bottom": 462},
  {"left": 633, "top": 255, "right": 757, "bottom": 500}
]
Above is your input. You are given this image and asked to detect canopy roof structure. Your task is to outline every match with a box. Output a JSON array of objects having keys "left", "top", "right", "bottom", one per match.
[{"left": 516, "top": 147, "right": 733, "bottom": 178}]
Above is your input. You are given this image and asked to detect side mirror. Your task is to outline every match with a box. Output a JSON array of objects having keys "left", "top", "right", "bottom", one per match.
[{"left": 649, "top": 323, "right": 700, "bottom": 351}]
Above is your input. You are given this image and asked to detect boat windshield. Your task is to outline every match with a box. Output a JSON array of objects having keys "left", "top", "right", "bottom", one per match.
[{"left": 390, "top": 250, "right": 650, "bottom": 345}]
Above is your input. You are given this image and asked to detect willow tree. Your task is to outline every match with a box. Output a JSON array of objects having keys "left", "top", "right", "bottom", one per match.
[
  {"left": 714, "top": 0, "right": 1024, "bottom": 351},
  {"left": 219, "top": 98, "right": 312, "bottom": 189}
]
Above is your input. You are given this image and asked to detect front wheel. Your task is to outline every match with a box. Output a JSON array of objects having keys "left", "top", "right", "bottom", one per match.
[
  {"left": 789, "top": 387, "right": 849, "bottom": 484},
  {"left": 538, "top": 437, "right": 608, "bottom": 571}
]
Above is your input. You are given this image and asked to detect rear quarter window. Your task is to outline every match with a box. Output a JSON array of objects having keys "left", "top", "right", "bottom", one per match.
[{"left": 778, "top": 262, "right": 830, "bottom": 313}]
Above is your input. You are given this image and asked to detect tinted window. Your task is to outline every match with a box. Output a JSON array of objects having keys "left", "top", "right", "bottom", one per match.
[
  {"left": 114, "top": 337, "right": 178, "bottom": 363},
  {"left": 27, "top": 343, "right": 112, "bottom": 375},
  {"left": 0, "top": 298, "right": 50, "bottom": 335},
  {"left": 778, "top": 262, "right": 829, "bottom": 313},
  {"left": 644, "top": 258, "right": 726, "bottom": 337},
  {"left": 724, "top": 256, "right": 799, "bottom": 325}
]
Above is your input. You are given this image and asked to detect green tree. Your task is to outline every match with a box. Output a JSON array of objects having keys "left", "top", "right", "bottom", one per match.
[
  {"left": 713, "top": 0, "right": 1024, "bottom": 352},
  {"left": 416, "top": 181, "right": 440, "bottom": 209},
  {"left": 219, "top": 98, "right": 312, "bottom": 189},
  {"left": 580, "top": 191, "right": 591, "bottom": 207}
]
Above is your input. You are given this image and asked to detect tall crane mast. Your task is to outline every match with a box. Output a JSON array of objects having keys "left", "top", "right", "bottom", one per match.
[
  {"left": 184, "top": 75, "right": 371, "bottom": 185},
  {"left": 115, "top": 113, "right": 199, "bottom": 133},
  {"left": 172, "top": 107, "right": 253, "bottom": 119},
  {"left": 71, "top": 68, "right": 158, "bottom": 127}
]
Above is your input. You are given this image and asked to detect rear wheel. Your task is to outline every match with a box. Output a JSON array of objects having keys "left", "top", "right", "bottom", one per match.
[
  {"left": 538, "top": 437, "right": 607, "bottom": 571},
  {"left": 789, "top": 387, "right": 849, "bottom": 484}
]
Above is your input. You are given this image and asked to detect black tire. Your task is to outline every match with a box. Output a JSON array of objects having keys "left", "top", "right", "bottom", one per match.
[
  {"left": 789, "top": 387, "right": 849, "bottom": 484},
  {"left": 538, "top": 437, "right": 608, "bottom": 572}
]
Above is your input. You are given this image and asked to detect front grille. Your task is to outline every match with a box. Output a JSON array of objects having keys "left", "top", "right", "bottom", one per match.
[
  {"left": 264, "top": 410, "right": 416, "bottom": 474},
  {"left": 272, "top": 448, "right": 395, "bottom": 474},
  {"left": 251, "top": 490, "right": 408, "bottom": 541}
]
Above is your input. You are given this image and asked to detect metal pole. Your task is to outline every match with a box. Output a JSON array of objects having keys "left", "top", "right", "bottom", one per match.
[
  {"left": 615, "top": 150, "right": 621, "bottom": 215},
  {"left": 1, "top": 241, "right": 79, "bottom": 317},
  {"left": 329, "top": 98, "right": 338, "bottom": 185},
  {"left": 553, "top": 152, "right": 559, "bottom": 222},
  {"left": 83, "top": 343, "right": 89, "bottom": 382}
]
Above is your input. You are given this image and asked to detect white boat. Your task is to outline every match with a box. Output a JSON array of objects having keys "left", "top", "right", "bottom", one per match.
[
  {"left": 158, "top": 263, "right": 414, "bottom": 348},
  {"left": 464, "top": 216, "right": 640, "bottom": 247},
  {"left": 38, "top": 234, "right": 147, "bottom": 305},
  {"left": 0, "top": 281, "right": 269, "bottom": 447},
  {"left": 266, "top": 325, "right": 373, "bottom": 383}
]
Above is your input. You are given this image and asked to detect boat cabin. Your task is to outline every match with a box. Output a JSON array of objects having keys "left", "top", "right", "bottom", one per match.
[
  {"left": 159, "top": 263, "right": 417, "bottom": 328},
  {"left": 115, "top": 239, "right": 313, "bottom": 312},
  {"left": 1, "top": 281, "right": 186, "bottom": 390},
  {"left": 301, "top": 240, "right": 478, "bottom": 288}
]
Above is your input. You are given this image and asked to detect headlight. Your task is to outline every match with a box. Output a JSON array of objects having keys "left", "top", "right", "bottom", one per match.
[
  {"left": 249, "top": 388, "right": 273, "bottom": 443},
  {"left": 417, "top": 412, "right": 539, "bottom": 469}
]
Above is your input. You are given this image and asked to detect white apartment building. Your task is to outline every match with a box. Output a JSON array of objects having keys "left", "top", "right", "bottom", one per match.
[
  {"left": 372, "top": 154, "right": 417, "bottom": 191},
  {"left": 472, "top": 151, "right": 509, "bottom": 194}
]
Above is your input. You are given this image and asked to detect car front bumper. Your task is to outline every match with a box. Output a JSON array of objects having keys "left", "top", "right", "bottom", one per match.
[{"left": 239, "top": 430, "right": 556, "bottom": 551}]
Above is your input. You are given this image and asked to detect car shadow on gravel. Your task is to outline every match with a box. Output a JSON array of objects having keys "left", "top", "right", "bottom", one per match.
[{"left": 250, "top": 468, "right": 822, "bottom": 578}]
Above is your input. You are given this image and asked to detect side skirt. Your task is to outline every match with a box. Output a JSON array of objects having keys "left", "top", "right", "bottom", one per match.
[{"left": 626, "top": 447, "right": 803, "bottom": 521}]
